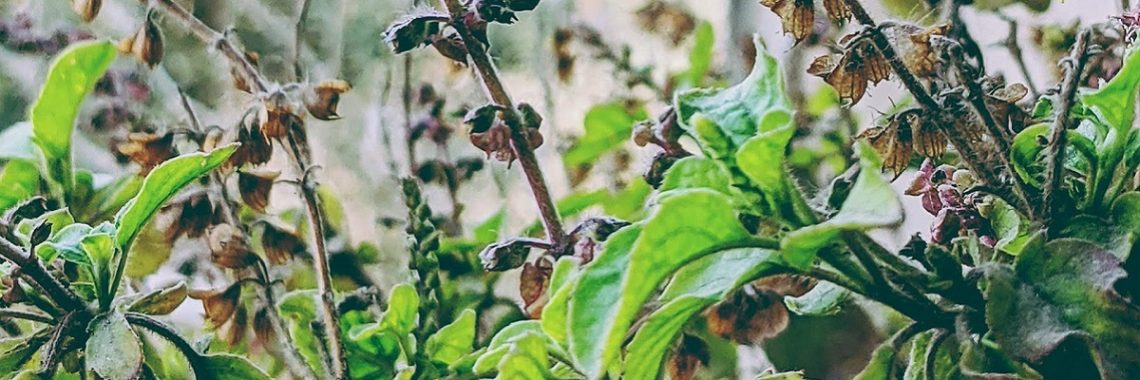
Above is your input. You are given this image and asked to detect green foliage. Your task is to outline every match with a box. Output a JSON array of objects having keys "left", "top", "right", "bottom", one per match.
[
  {"left": 784, "top": 281, "right": 850, "bottom": 317},
  {"left": 29, "top": 41, "right": 116, "bottom": 200},
  {"left": 424, "top": 309, "right": 476, "bottom": 366},
  {"left": 564, "top": 102, "right": 648, "bottom": 169},
  {"left": 86, "top": 312, "right": 144, "bottom": 380},
  {"left": 197, "top": 353, "right": 272, "bottom": 380},
  {"left": 0, "top": 160, "right": 41, "bottom": 212}
]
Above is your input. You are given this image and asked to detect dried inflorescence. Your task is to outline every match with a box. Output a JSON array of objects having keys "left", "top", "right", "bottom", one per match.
[
  {"left": 118, "top": 11, "right": 163, "bottom": 68},
  {"left": 808, "top": 34, "right": 890, "bottom": 105},
  {"left": 117, "top": 131, "right": 175, "bottom": 174},
  {"left": 857, "top": 109, "right": 946, "bottom": 178},
  {"left": 906, "top": 160, "right": 996, "bottom": 246}
]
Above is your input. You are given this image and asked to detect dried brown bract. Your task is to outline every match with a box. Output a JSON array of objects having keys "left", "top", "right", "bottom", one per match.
[
  {"left": 304, "top": 80, "right": 351, "bottom": 121},
  {"left": 985, "top": 82, "right": 1030, "bottom": 135},
  {"left": 808, "top": 37, "right": 890, "bottom": 104},
  {"left": 706, "top": 286, "right": 789, "bottom": 344},
  {"left": 822, "top": 0, "right": 851, "bottom": 23},
  {"left": 229, "top": 121, "right": 273, "bottom": 169},
  {"left": 207, "top": 224, "right": 256, "bottom": 269},
  {"left": 519, "top": 260, "right": 551, "bottom": 317},
  {"left": 634, "top": 0, "right": 697, "bottom": 45},
  {"left": 760, "top": 0, "right": 814, "bottom": 41},
  {"left": 117, "top": 132, "right": 175, "bottom": 175},
  {"left": 72, "top": 0, "right": 102, "bottom": 22},
  {"left": 253, "top": 306, "right": 274, "bottom": 346},
  {"left": 259, "top": 221, "right": 304, "bottom": 265},
  {"left": 553, "top": 28, "right": 575, "bottom": 82},
  {"left": 383, "top": 9, "right": 449, "bottom": 54},
  {"left": 232, "top": 51, "right": 260, "bottom": 94},
  {"left": 237, "top": 171, "right": 278, "bottom": 213},
  {"left": 900, "top": 23, "right": 951, "bottom": 78},
  {"left": 222, "top": 304, "right": 249, "bottom": 346},
  {"left": 118, "top": 12, "right": 163, "bottom": 68},
  {"left": 260, "top": 92, "right": 304, "bottom": 139},
  {"left": 858, "top": 109, "right": 945, "bottom": 179},
  {"left": 190, "top": 282, "right": 243, "bottom": 327},
  {"left": 164, "top": 191, "right": 215, "bottom": 241}
]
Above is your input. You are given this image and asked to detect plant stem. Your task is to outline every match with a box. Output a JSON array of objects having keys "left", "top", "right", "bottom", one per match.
[
  {"left": 125, "top": 312, "right": 205, "bottom": 371},
  {"left": 150, "top": 0, "right": 346, "bottom": 377},
  {"left": 1000, "top": 15, "right": 1039, "bottom": 98},
  {"left": 0, "top": 237, "right": 87, "bottom": 313},
  {"left": 293, "top": 0, "right": 312, "bottom": 81},
  {"left": 1043, "top": 29, "right": 1090, "bottom": 229},
  {"left": 439, "top": 0, "right": 567, "bottom": 247},
  {"left": 0, "top": 309, "right": 53, "bottom": 324}
]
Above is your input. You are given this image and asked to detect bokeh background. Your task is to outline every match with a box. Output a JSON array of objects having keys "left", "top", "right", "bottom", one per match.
[{"left": 0, "top": 0, "right": 1124, "bottom": 378}]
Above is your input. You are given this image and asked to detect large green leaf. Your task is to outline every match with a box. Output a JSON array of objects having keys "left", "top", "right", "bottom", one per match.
[
  {"left": 781, "top": 143, "right": 903, "bottom": 269},
  {"left": 0, "top": 331, "right": 48, "bottom": 374},
  {"left": 114, "top": 145, "right": 238, "bottom": 256},
  {"left": 567, "top": 189, "right": 751, "bottom": 377},
  {"left": 380, "top": 283, "right": 419, "bottom": 336},
  {"left": 784, "top": 281, "right": 850, "bottom": 317},
  {"left": 425, "top": 309, "right": 477, "bottom": 366},
  {"left": 659, "top": 156, "right": 731, "bottom": 194},
  {"left": 86, "top": 312, "right": 144, "bottom": 380},
  {"left": 624, "top": 248, "right": 782, "bottom": 378},
  {"left": 984, "top": 239, "right": 1140, "bottom": 379},
  {"left": 1083, "top": 48, "right": 1140, "bottom": 133},
  {"left": 30, "top": 41, "right": 117, "bottom": 198},
  {"left": 0, "top": 160, "right": 40, "bottom": 212},
  {"left": 563, "top": 102, "right": 647, "bottom": 169},
  {"left": 493, "top": 332, "right": 553, "bottom": 380},
  {"left": 197, "top": 353, "right": 272, "bottom": 380},
  {"left": 675, "top": 37, "right": 789, "bottom": 152},
  {"left": 82, "top": 232, "right": 115, "bottom": 309}
]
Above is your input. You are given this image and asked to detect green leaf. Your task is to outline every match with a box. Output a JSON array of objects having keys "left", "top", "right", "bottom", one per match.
[
  {"left": 675, "top": 37, "right": 790, "bottom": 152},
  {"left": 625, "top": 248, "right": 782, "bottom": 379},
  {"left": 127, "top": 281, "right": 188, "bottom": 315},
  {"left": 783, "top": 281, "right": 850, "bottom": 317},
  {"left": 494, "top": 332, "right": 553, "bottom": 380},
  {"left": 0, "top": 160, "right": 40, "bottom": 212},
  {"left": 1009, "top": 123, "right": 1097, "bottom": 188},
  {"left": 380, "top": 283, "right": 420, "bottom": 336},
  {"left": 735, "top": 110, "right": 809, "bottom": 222},
  {"left": 984, "top": 239, "right": 1140, "bottom": 379},
  {"left": 659, "top": 156, "right": 731, "bottom": 194},
  {"left": 781, "top": 143, "right": 902, "bottom": 269},
  {"left": 86, "top": 312, "right": 144, "bottom": 380},
  {"left": 123, "top": 221, "right": 173, "bottom": 278},
  {"left": 197, "top": 353, "right": 272, "bottom": 380},
  {"left": 35, "top": 223, "right": 93, "bottom": 265},
  {"left": 853, "top": 340, "right": 897, "bottom": 380},
  {"left": 30, "top": 41, "right": 117, "bottom": 198},
  {"left": 685, "top": 21, "right": 714, "bottom": 86},
  {"left": 564, "top": 102, "right": 647, "bottom": 169},
  {"left": 0, "top": 122, "right": 35, "bottom": 162},
  {"left": 0, "top": 332, "right": 48, "bottom": 374},
  {"left": 426, "top": 309, "right": 477, "bottom": 366},
  {"left": 278, "top": 289, "right": 318, "bottom": 321},
  {"left": 1083, "top": 48, "right": 1140, "bottom": 133},
  {"left": 567, "top": 189, "right": 750, "bottom": 377},
  {"left": 114, "top": 145, "right": 238, "bottom": 257},
  {"left": 82, "top": 232, "right": 115, "bottom": 308},
  {"left": 474, "top": 321, "right": 566, "bottom": 376}
]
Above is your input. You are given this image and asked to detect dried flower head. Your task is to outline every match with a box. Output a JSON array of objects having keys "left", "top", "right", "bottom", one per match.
[
  {"left": 760, "top": 0, "right": 814, "bottom": 41},
  {"left": 900, "top": 23, "right": 951, "bottom": 78},
  {"left": 808, "top": 37, "right": 890, "bottom": 104},
  {"left": 164, "top": 190, "right": 215, "bottom": 241},
  {"left": 667, "top": 334, "right": 710, "bottom": 380},
  {"left": 207, "top": 224, "right": 256, "bottom": 269},
  {"left": 117, "top": 132, "right": 175, "bottom": 175},
  {"left": 634, "top": 0, "right": 697, "bottom": 45},
  {"left": 858, "top": 109, "right": 945, "bottom": 179},
  {"left": 190, "top": 282, "right": 243, "bottom": 327},
  {"left": 230, "top": 121, "right": 273, "bottom": 169},
  {"left": 478, "top": 239, "right": 534, "bottom": 271},
  {"left": 118, "top": 12, "right": 164, "bottom": 68},
  {"left": 519, "top": 260, "right": 551, "bottom": 317},
  {"left": 383, "top": 9, "right": 448, "bottom": 53},
  {"left": 304, "top": 80, "right": 351, "bottom": 121},
  {"left": 260, "top": 92, "right": 304, "bottom": 139},
  {"left": 553, "top": 28, "right": 575, "bottom": 82},
  {"left": 259, "top": 221, "right": 305, "bottom": 265},
  {"left": 822, "top": 0, "right": 851, "bottom": 23},
  {"left": 237, "top": 171, "right": 279, "bottom": 213},
  {"left": 253, "top": 306, "right": 274, "bottom": 346},
  {"left": 221, "top": 304, "right": 249, "bottom": 346}
]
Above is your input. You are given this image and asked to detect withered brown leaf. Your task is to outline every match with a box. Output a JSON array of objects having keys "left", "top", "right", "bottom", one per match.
[
  {"left": 118, "top": 132, "right": 175, "bottom": 175},
  {"left": 902, "top": 23, "right": 950, "bottom": 78},
  {"left": 237, "top": 171, "right": 279, "bottom": 213},
  {"left": 858, "top": 121, "right": 913, "bottom": 179},
  {"left": 260, "top": 221, "right": 304, "bottom": 265},
  {"left": 761, "top": 0, "right": 815, "bottom": 41}
]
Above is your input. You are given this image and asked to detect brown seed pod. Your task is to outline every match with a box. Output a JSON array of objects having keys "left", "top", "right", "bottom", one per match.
[
  {"left": 706, "top": 286, "right": 790, "bottom": 344},
  {"left": 207, "top": 224, "right": 256, "bottom": 269},
  {"left": 760, "top": 0, "right": 815, "bottom": 42},
  {"left": 253, "top": 306, "right": 275, "bottom": 346},
  {"left": 237, "top": 171, "right": 279, "bottom": 212},
  {"left": 72, "top": 0, "right": 102, "bottom": 22},
  {"left": 809, "top": 39, "right": 891, "bottom": 105},
  {"left": 190, "top": 282, "right": 242, "bottom": 327},
  {"left": 260, "top": 92, "right": 303, "bottom": 139},
  {"left": 304, "top": 80, "right": 351, "bottom": 121},
  {"left": 119, "top": 12, "right": 164, "bottom": 68},
  {"left": 164, "top": 191, "right": 215, "bottom": 241},
  {"left": 259, "top": 221, "right": 304, "bottom": 265},
  {"left": 117, "top": 132, "right": 175, "bottom": 175}
]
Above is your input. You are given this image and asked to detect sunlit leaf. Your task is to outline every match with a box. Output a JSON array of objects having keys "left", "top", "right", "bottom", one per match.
[
  {"left": 425, "top": 309, "right": 477, "bottom": 366},
  {"left": 86, "top": 312, "right": 143, "bottom": 380},
  {"left": 564, "top": 102, "right": 647, "bottom": 169},
  {"left": 783, "top": 281, "right": 850, "bottom": 316}
]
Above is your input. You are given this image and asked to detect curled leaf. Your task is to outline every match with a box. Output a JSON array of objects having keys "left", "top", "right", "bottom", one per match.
[
  {"left": 190, "top": 282, "right": 243, "bottom": 327},
  {"left": 384, "top": 10, "right": 449, "bottom": 53}
]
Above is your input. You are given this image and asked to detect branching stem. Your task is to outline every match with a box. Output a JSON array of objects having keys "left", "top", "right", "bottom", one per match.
[{"left": 1043, "top": 29, "right": 1091, "bottom": 228}]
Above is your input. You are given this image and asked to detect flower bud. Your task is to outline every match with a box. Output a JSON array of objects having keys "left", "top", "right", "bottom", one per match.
[
  {"left": 119, "top": 12, "right": 164, "bottom": 68},
  {"left": 72, "top": 0, "right": 102, "bottom": 22},
  {"left": 237, "top": 171, "right": 279, "bottom": 213},
  {"left": 304, "top": 80, "right": 351, "bottom": 121}
]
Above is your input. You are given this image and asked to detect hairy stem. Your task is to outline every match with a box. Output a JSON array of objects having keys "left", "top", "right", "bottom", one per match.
[
  {"left": 0, "top": 237, "right": 87, "bottom": 313},
  {"left": 439, "top": 0, "right": 567, "bottom": 246},
  {"left": 1043, "top": 29, "right": 1091, "bottom": 228},
  {"left": 125, "top": 313, "right": 205, "bottom": 371},
  {"left": 0, "top": 309, "right": 53, "bottom": 324},
  {"left": 1000, "top": 15, "right": 1039, "bottom": 98}
]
